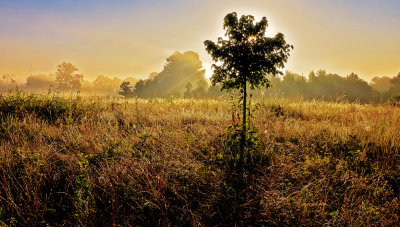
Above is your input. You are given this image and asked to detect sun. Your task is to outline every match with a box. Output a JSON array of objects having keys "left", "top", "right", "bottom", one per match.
[{"left": 247, "top": 36, "right": 257, "bottom": 43}]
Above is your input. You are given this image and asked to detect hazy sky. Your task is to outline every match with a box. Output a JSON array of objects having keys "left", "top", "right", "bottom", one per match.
[{"left": 1, "top": 0, "right": 399, "bottom": 82}]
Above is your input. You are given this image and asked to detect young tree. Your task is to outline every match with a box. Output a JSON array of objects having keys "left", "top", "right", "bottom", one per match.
[{"left": 204, "top": 12, "right": 292, "bottom": 166}]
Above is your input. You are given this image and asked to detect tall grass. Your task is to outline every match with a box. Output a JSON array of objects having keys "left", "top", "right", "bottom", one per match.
[{"left": 0, "top": 93, "right": 399, "bottom": 226}]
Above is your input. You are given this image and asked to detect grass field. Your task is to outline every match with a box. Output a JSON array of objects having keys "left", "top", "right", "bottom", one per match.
[{"left": 0, "top": 92, "right": 399, "bottom": 226}]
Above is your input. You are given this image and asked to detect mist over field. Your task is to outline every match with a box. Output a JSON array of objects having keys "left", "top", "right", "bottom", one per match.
[
  {"left": 1, "top": 58, "right": 400, "bottom": 104},
  {"left": 1, "top": 0, "right": 400, "bottom": 226}
]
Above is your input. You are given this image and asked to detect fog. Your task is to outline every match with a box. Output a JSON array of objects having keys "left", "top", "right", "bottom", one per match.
[{"left": 1, "top": 51, "right": 400, "bottom": 103}]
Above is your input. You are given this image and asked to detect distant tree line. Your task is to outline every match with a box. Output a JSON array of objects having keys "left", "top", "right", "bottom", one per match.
[
  {"left": 118, "top": 63, "right": 400, "bottom": 103},
  {"left": 1, "top": 53, "right": 399, "bottom": 104},
  {"left": 112, "top": 50, "right": 400, "bottom": 103},
  {"left": 257, "top": 70, "right": 400, "bottom": 103},
  {"left": 1, "top": 63, "right": 138, "bottom": 95}
]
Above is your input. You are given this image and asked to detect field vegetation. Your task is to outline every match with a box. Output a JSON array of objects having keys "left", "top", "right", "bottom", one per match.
[{"left": 0, "top": 91, "right": 399, "bottom": 226}]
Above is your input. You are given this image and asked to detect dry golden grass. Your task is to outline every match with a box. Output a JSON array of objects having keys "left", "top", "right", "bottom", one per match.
[{"left": 0, "top": 93, "right": 399, "bottom": 226}]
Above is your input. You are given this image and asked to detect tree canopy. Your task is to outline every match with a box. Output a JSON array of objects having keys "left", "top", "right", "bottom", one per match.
[
  {"left": 55, "top": 62, "right": 83, "bottom": 91},
  {"left": 133, "top": 51, "right": 208, "bottom": 98},
  {"left": 204, "top": 12, "right": 293, "bottom": 92}
]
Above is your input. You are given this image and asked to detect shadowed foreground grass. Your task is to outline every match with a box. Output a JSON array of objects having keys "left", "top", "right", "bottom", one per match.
[{"left": 0, "top": 93, "right": 399, "bottom": 226}]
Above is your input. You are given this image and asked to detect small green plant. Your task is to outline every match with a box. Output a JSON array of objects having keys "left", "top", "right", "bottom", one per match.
[
  {"left": 73, "top": 153, "right": 95, "bottom": 225},
  {"left": 218, "top": 123, "right": 268, "bottom": 172},
  {"left": 73, "top": 173, "right": 94, "bottom": 224}
]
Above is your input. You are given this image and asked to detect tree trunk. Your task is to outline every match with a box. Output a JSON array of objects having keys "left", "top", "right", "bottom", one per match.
[{"left": 239, "top": 81, "right": 247, "bottom": 170}]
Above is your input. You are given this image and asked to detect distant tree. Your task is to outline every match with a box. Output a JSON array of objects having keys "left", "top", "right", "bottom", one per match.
[
  {"left": 55, "top": 62, "right": 83, "bottom": 91},
  {"left": 90, "top": 75, "right": 119, "bottom": 94},
  {"left": 371, "top": 76, "right": 392, "bottom": 93},
  {"left": 134, "top": 79, "right": 154, "bottom": 98},
  {"left": 279, "top": 71, "right": 307, "bottom": 97},
  {"left": 123, "top": 77, "right": 139, "bottom": 86},
  {"left": 192, "top": 79, "right": 209, "bottom": 97},
  {"left": 118, "top": 81, "right": 134, "bottom": 97},
  {"left": 25, "top": 74, "right": 57, "bottom": 91},
  {"left": 204, "top": 12, "right": 292, "bottom": 166},
  {"left": 344, "top": 72, "right": 373, "bottom": 102},
  {"left": 307, "top": 70, "right": 344, "bottom": 100},
  {"left": 148, "top": 72, "right": 158, "bottom": 79},
  {"left": 133, "top": 51, "right": 207, "bottom": 98},
  {"left": 347, "top": 72, "right": 359, "bottom": 80},
  {"left": 387, "top": 72, "right": 400, "bottom": 98},
  {"left": 390, "top": 73, "right": 400, "bottom": 87},
  {"left": 308, "top": 71, "right": 317, "bottom": 81},
  {"left": 93, "top": 75, "right": 113, "bottom": 91}
]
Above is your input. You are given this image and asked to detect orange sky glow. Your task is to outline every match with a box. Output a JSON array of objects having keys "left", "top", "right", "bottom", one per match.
[{"left": 0, "top": 0, "right": 399, "bottom": 82}]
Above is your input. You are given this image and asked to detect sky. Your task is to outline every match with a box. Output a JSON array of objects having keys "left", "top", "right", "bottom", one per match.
[{"left": 0, "top": 0, "right": 399, "bottom": 82}]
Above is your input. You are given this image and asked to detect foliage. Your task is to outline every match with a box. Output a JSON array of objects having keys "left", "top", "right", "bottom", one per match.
[
  {"left": 3, "top": 60, "right": 400, "bottom": 104},
  {"left": 262, "top": 70, "right": 376, "bottom": 102},
  {"left": 25, "top": 74, "right": 57, "bottom": 91},
  {"left": 371, "top": 76, "right": 392, "bottom": 93},
  {"left": 388, "top": 94, "right": 400, "bottom": 106},
  {"left": 133, "top": 51, "right": 209, "bottom": 98},
  {"left": 92, "top": 75, "right": 132, "bottom": 95},
  {"left": 204, "top": 12, "right": 293, "bottom": 91},
  {"left": 55, "top": 62, "right": 84, "bottom": 91},
  {"left": 22, "top": 73, "right": 138, "bottom": 95},
  {"left": 118, "top": 81, "right": 135, "bottom": 98},
  {"left": 216, "top": 124, "right": 268, "bottom": 171}
]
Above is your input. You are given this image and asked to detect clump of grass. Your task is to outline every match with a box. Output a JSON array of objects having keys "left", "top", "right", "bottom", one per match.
[{"left": 0, "top": 91, "right": 100, "bottom": 124}]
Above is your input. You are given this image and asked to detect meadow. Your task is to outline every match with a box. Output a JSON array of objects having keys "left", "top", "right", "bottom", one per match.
[{"left": 0, "top": 92, "right": 399, "bottom": 226}]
